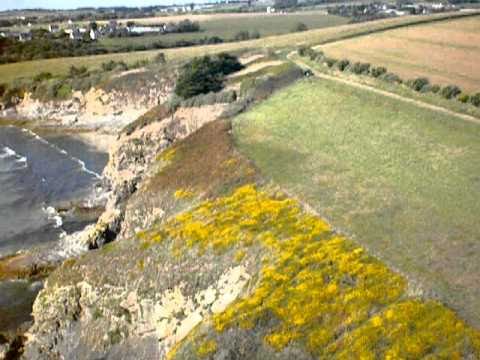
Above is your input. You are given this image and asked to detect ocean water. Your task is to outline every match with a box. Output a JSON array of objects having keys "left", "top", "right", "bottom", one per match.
[{"left": 0, "top": 125, "right": 108, "bottom": 332}]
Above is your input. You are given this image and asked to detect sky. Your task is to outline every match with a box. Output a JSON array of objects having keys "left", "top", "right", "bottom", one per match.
[{"left": 0, "top": 0, "right": 188, "bottom": 11}]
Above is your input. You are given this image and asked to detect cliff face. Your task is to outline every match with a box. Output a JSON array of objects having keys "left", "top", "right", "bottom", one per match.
[
  {"left": 14, "top": 78, "right": 173, "bottom": 132},
  {"left": 22, "top": 119, "right": 261, "bottom": 359}
]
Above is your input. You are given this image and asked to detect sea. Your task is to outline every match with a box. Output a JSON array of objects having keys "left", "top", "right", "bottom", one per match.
[{"left": 0, "top": 125, "right": 109, "bottom": 333}]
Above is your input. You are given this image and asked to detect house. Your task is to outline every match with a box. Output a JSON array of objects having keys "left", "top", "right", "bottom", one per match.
[
  {"left": 67, "top": 28, "right": 85, "bottom": 40},
  {"left": 48, "top": 24, "right": 60, "bottom": 33},
  {"left": 431, "top": 3, "right": 445, "bottom": 10},
  {"left": 89, "top": 29, "right": 100, "bottom": 40},
  {"left": 18, "top": 32, "right": 32, "bottom": 42}
]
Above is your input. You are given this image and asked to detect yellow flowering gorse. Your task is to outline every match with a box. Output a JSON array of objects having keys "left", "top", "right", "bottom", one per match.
[{"left": 139, "top": 185, "right": 480, "bottom": 358}]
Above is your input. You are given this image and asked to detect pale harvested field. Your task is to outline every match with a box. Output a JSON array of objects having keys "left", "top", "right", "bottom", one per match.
[
  {"left": 321, "top": 15, "right": 480, "bottom": 92},
  {"left": 95, "top": 10, "right": 330, "bottom": 25},
  {"left": 0, "top": 12, "right": 476, "bottom": 84}
]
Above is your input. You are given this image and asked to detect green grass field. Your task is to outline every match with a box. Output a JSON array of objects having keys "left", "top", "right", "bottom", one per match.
[
  {"left": 233, "top": 78, "right": 480, "bottom": 327},
  {"left": 99, "top": 13, "right": 348, "bottom": 49},
  {"left": 296, "top": 54, "right": 480, "bottom": 120},
  {"left": 0, "top": 11, "right": 474, "bottom": 84}
]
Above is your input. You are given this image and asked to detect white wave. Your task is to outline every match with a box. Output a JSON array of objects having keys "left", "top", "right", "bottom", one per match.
[
  {"left": 49, "top": 225, "right": 94, "bottom": 260},
  {"left": 0, "top": 146, "right": 17, "bottom": 158},
  {"left": 0, "top": 146, "right": 28, "bottom": 172},
  {"left": 42, "top": 205, "right": 63, "bottom": 228},
  {"left": 20, "top": 128, "right": 102, "bottom": 179}
]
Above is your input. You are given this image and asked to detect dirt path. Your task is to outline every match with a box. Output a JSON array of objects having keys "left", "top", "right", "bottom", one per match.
[
  {"left": 228, "top": 60, "right": 285, "bottom": 78},
  {"left": 289, "top": 52, "right": 480, "bottom": 126}
]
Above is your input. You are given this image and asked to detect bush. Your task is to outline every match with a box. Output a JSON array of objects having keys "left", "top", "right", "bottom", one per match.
[
  {"left": 33, "top": 72, "right": 53, "bottom": 82},
  {"left": 351, "top": 62, "right": 370, "bottom": 75},
  {"left": 441, "top": 85, "right": 461, "bottom": 99},
  {"left": 298, "top": 46, "right": 310, "bottom": 57},
  {"left": 234, "top": 31, "right": 250, "bottom": 41},
  {"left": 292, "top": 22, "right": 308, "bottom": 32},
  {"left": 101, "top": 60, "right": 128, "bottom": 72},
  {"left": 381, "top": 72, "right": 402, "bottom": 84},
  {"left": 371, "top": 66, "right": 387, "bottom": 78},
  {"left": 336, "top": 59, "right": 350, "bottom": 72},
  {"left": 408, "top": 77, "right": 430, "bottom": 92},
  {"left": 0, "top": 83, "right": 6, "bottom": 97},
  {"left": 325, "top": 58, "right": 337, "bottom": 68},
  {"left": 458, "top": 93, "right": 470, "bottom": 103},
  {"left": 470, "top": 93, "right": 480, "bottom": 107},
  {"left": 250, "top": 30, "right": 260, "bottom": 39},
  {"left": 2, "top": 86, "right": 25, "bottom": 107},
  {"left": 154, "top": 53, "right": 166, "bottom": 64},
  {"left": 430, "top": 84, "right": 441, "bottom": 94},
  {"left": 174, "top": 53, "right": 243, "bottom": 99},
  {"left": 69, "top": 65, "right": 88, "bottom": 78},
  {"left": 213, "top": 53, "right": 244, "bottom": 75}
]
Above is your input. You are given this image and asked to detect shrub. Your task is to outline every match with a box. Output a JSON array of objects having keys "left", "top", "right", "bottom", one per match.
[
  {"left": 154, "top": 53, "right": 166, "bottom": 64},
  {"left": 371, "top": 66, "right": 387, "bottom": 78},
  {"left": 325, "top": 58, "right": 337, "bottom": 68},
  {"left": 381, "top": 72, "right": 402, "bottom": 84},
  {"left": 297, "top": 46, "right": 310, "bottom": 57},
  {"left": 218, "top": 89, "right": 237, "bottom": 103},
  {"left": 470, "top": 93, "right": 480, "bottom": 107},
  {"left": 0, "top": 83, "right": 6, "bottom": 97},
  {"left": 101, "top": 60, "right": 127, "bottom": 72},
  {"left": 292, "top": 22, "right": 308, "bottom": 32},
  {"left": 234, "top": 31, "right": 250, "bottom": 41},
  {"left": 33, "top": 72, "right": 53, "bottom": 82},
  {"left": 441, "top": 85, "right": 461, "bottom": 99},
  {"left": 458, "top": 93, "right": 469, "bottom": 103},
  {"left": 69, "top": 65, "right": 88, "bottom": 78},
  {"left": 430, "top": 84, "right": 441, "bottom": 93},
  {"left": 336, "top": 59, "right": 350, "bottom": 72},
  {"left": 250, "top": 30, "right": 260, "bottom": 39},
  {"left": 2, "top": 86, "right": 25, "bottom": 107},
  {"left": 408, "top": 77, "right": 430, "bottom": 92},
  {"left": 131, "top": 59, "right": 150, "bottom": 69},
  {"left": 174, "top": 53, "right": 243, "bottom": 99},
  {"left": 213, "top": 53, "right": 244, "bottom": 75},
  {"left": 351, "top": 62, "right": 370, "bottom": 75}
]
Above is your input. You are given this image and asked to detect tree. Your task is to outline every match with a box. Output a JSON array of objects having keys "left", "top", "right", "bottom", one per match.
[
  {"left": 441, "top": 85, "right": 461, "bottom": 99},
  {"left": 174, "top": 54, "right": 243, "bottom": 99},
  {"left": 292, "top": 22, "right": 308, "bottom": 32}
]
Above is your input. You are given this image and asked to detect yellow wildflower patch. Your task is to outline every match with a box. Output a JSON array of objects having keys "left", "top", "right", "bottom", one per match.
[
  {"left": 157, "top": 148, "right": 176, "bottom": 163},
  {"left": 139, "top": 185, "right": 480, "bottom": 358},
  {"left": 173, "top": 189, "right": 195, "bottom": 199},
  {"left": 335, "top": 300, "right": 480, "bottom": 359},
  {"left": 196, "top": 339, "right": 217, "bottom": 358}
]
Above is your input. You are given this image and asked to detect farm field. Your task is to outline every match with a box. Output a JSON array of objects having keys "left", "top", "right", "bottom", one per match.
[
  {"left": 0, "top": 11, "right": 474, "bottom": 84},
  {"left": 99, "top": 13, "right": 348, "bottom": 49},
  {"left": 321, "top": 15, "right": 480, "bottom": 92},
  {"left": 233, "top": 78, "right": 480, "bottom": 327}
]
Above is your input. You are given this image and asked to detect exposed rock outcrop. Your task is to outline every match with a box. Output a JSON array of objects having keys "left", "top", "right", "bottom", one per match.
[{"left": 14, "top": 81, "right": 173, "bottom": 132}]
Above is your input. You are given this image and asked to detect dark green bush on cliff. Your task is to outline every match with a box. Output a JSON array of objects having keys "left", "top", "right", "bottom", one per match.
[
  {"left": 174, "top": 53, "right": 243, "bottom": 99},
  {"left": 470, "top": 93, "right": 480, "bottom": 107},
  {"left": 441, "top": 85, "right": 461, "bottom": 99}
]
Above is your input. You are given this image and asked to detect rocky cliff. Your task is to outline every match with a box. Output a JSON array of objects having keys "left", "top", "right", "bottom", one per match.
[
  {"left": 12, "top": 74, "right": 174, "bottom": 133},
  {"left": 21, "top": 118, "right": 480, "bottom": 360}
]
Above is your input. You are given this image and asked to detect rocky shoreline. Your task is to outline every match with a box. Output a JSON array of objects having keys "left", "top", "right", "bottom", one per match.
[{"left": 0, "top": 74, "right": 233, "bottom": 357}]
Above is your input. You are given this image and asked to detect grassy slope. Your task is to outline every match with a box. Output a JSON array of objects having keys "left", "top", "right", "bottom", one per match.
[
  {"left": 99, "top": 14, "right": 348, "bottom": 49},
  {"left": 47, "top": 119, "right": 480, "bottom": 358},
  {"left": 321, "top": 15, "right": 480, "bottom": 92},
  {"left": 233, "top": 78, "right": 480, "bottom": 327},
  {"left": 1, "top": 11, "right": 475, "bottom": 84}
]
